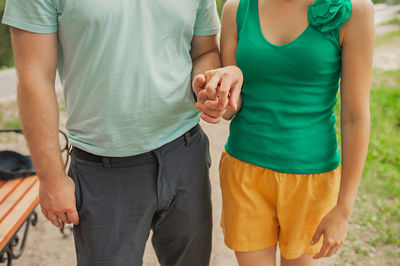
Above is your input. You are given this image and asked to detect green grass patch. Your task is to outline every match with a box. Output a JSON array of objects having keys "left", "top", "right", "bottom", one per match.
[
  {"left": 334, "top": 86, "right": 400, "bottom": 263},
  {"left": 4, "top": 117, "right": 21, "bottom": 128},
  {"left": 372, "top": 69, "right": 400, "bottom": 89},
  {"left": 376, "top": 30, "right": 400, "bottom": 47},
  {"left": 381, "top": 17, "right": 400, "bottom": 26}
]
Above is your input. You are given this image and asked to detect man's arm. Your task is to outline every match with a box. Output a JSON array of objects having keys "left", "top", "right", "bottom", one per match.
[
  {"left": 11, "top": 28, "right": 79, "bottom": 228},
  {"left": 191, "top": 34, "right": 224, "bottom": 123}
]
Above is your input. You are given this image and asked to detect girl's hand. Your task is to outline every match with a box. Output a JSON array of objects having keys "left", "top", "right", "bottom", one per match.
[{"left": 311, "top": 205, "right": 350, "bottom": 259}]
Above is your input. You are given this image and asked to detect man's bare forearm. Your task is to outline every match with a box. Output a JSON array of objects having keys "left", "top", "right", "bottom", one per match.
[
  {"left": 18, "top": 81, "right": 66, "bottom": 183},
  {"left": 192, "top": 48, "right": 221, "bottom": 92}
]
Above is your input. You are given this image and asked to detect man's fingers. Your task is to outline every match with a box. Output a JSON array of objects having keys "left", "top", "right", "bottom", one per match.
[
  {"left": 197, "top": 90, "right": 208, "bottom": 102},
  {"left": 66, "top": 209, "right": 80, "bottom": 225},
  {"left": 200, "top": 113, "right": 221, "bottom": 124},
  {"left": 192, "top": 74, "right": 206, "bottom": 94},
  {"left": 202, "top": 107, "right": 225, "bottom": 118},
  {"left": 56, "top": 211, "right": 71, "bottom": 225},
  {"left": 195, "top": 102, "right": 204, "bottom": 112},
  {"left": 229, "top": 83, "right": 242, "bottom": 110},
  {"left": 46, "top": 211, "right": 63, "bottom": 229},
  {"left": 204, "top": 98, "right": 229, "bottom": 111}
]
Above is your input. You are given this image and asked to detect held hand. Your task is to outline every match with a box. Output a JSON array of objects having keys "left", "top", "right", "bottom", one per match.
[
  {"left": 195, "top": 89, "right": 227, "bottom": 123},
  {"left": 194, "top": 66, "right": 243, "bottom": 123},
  {"left": 311, "top": 205, "right": 350, "bottom": 259},
  {"left": 203, "top": 66, "right": 243, "bottom": 110},
  {"left": 39, "top": 175, "right": 80, "bottom": 228}
]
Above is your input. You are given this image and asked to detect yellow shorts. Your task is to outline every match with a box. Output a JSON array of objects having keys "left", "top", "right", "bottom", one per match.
[{"left": 219, "top": 151, "right": 341, "bottom": 259}]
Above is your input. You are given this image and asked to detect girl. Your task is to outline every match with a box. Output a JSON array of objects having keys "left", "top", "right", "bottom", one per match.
[{"left": 215, "top": 0, "right": 374, "bottom": 265}]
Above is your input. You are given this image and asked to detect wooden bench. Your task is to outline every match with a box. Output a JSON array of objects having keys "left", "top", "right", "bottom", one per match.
[
  {"left": 0, "top": 129, "right": 71, "bottom": 265},
  {"left": 0, "top": 176, "right": 39, "bottom": 266}
]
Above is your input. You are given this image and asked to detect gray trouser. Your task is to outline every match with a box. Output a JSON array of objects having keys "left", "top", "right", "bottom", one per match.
[{"left": 68, "top": 125, "right": 212, "bottom": 266}]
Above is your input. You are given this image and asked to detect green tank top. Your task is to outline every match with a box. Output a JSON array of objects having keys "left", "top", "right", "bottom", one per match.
[{"left": 226, "top": 0, "right": 352, "bottom": 174}]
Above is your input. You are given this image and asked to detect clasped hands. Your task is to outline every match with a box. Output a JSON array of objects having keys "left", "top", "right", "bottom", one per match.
[{"left": 193, "top": 66, "right": 243, "bottom": 123}]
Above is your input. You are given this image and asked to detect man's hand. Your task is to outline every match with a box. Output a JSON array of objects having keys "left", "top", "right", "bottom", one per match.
[
  {"left": 193, "top": 66, "right": 243, "bottom": 123},
  {"left": 39, "top": 175, "right": 79, "bottom": 228},
  {"left": 311, "top": 205, "right": 350, "bottom": 259}
]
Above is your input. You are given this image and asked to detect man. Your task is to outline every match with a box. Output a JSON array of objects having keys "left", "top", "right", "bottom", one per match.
[{"left": 2, "top": 0, "right": 241, "bottom": 265}]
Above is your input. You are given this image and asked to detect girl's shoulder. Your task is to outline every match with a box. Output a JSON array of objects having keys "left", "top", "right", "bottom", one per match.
[{"left": 222, "top": 0, "right": 241, "bottom": 18}]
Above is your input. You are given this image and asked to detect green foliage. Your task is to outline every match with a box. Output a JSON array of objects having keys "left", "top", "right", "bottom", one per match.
[
  {"left": 0, "top": 0, "right": 13, "bottom": 68},
  {"left": 216, "top": 0, "right": 226, "bottom": 17}
]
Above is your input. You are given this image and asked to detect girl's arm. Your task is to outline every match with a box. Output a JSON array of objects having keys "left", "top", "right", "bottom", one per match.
[
  {"left": 312, "top": 0, "right": 375, "bottom": 259},
  {"left": 220, "top": 0, "right": 242, "bottom": 120}
]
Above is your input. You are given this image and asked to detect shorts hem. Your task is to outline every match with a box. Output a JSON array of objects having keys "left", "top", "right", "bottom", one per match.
[
  {"left": 279, "top": 246, "right": 320, "bottom": 260},
  {"left": 224, "top": 238, "right": 278, "bottom": 253}
]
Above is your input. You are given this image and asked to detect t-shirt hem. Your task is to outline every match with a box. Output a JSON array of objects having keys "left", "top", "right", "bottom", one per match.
[
  {"left": 225, "top": 144, "right": 341, "bottom": 175},
  {"left": 193, "top": 26, "right": 220, "bottom": 36},
  {"left": 1, "top": 16, "right": 57, "bottom": 34},
  {"left": 69, "top": 120, "right": 201, "bottom": 157}
]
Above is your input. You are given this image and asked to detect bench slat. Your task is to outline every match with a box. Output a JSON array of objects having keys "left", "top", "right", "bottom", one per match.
[
  {"left": 0, "top": 179, "right": 24, "bottom": 206},
  {"left": 0, "top": 177, "right": 38, "bottom": 223},
  {"left": 0, "top": 180, "right": 39, "bottom": 251}
]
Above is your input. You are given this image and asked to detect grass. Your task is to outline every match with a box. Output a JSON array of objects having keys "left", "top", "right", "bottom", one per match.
[
  {"left": 332, "top": 68, "right": 400, "bottom": 264},
  {"left": 0, "top": 0, "right": 14, "bottom": 68},
  {"left": 0, "top": 110, "right": 21, "bottom": 129},
  {"left": 376, "top": 30, "right": 400, "bottom": 47},
  {"left": 381, "top": 17, "right": 400, "bottom": 26},
  {"left": 372, "top": 69, "right": 400, "bottom": 89}
]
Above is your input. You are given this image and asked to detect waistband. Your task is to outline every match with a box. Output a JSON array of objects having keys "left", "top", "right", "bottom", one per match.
[{"left": 70, "top": 124, "right": 201, "bottom": 163}]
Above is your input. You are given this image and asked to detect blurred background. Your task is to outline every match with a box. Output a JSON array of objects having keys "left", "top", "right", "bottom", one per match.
[{"left": 0, "top": 0, "right": 399, "bottom": 265}]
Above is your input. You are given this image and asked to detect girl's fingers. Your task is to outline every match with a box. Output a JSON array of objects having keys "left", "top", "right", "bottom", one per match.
[
  {"left": 229, "top": 83, "right": 242, "bottom": 110},
  {"left": 325, "top": 245, "right": 338, "bottom": 258},
  {"left": 313, "top": 238, "right": 331, "bottom": 259},
  {"left": 205, "top": 72, "right": 221, "bottom": 100},
  {"left": 217, "top": 78, "right": 232, "bottom": 108}
]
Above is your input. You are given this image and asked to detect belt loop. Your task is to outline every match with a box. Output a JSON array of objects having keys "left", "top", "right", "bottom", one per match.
[
  {"left": 102, "top": 157, "right": 112, "bottom": 168},
  {"left": 184, "top": 131, "right": 191, "bottom": 146}
]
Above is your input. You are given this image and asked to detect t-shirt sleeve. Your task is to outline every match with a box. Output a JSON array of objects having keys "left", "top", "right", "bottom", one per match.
[
  {"left": 1, "top": 0, "right": 58, "bottom": 33},
  {"left": 193, "top": 0, "right": 221, "bottom": 36}
]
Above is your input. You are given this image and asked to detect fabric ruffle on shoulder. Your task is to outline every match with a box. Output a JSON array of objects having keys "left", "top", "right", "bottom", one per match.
[{"left": 308, "top": 0, "right": 352, "bottom": 32}]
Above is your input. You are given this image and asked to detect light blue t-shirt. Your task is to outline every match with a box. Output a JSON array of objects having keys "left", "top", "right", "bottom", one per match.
[{"left": 2, "top": 0, "right": 220, "bottom": 156}]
